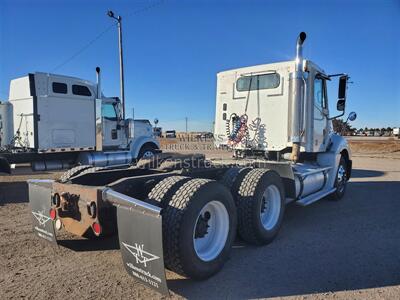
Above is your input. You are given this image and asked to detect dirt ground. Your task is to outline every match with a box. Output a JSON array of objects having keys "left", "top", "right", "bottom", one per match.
[
  {"left": 1, "top": 139, "right": 399, "bottom": 299},
  {"left": 347, "top": 138, "right": 400, "bottom": 159}
]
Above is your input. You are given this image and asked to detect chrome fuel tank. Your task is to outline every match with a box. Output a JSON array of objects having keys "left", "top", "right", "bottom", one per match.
[
  {"left": 78, "top": 151, "right": 132, "bottom": 167},
  {"left": 294, "top": 165, "right": 328, "bottom": 199}
]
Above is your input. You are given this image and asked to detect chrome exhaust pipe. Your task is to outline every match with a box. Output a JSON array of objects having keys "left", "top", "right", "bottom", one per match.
[
  {"left": 95, "top": 67, "right": 103, "bottom": 151},
  {"left": 290, "top": 32, "right": 306, "bottom": 163},
  {"left": 295, "top": 32, "right": 306, "bottom": 73},
  {"left": 96, "top": 67, "right": 101, "bottom": 98}
]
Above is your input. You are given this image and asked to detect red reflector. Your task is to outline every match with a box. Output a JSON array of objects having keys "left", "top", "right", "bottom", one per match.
[
  {"left": 92, "top": 222, "right": 102, "bottom": 235},
  {"left": 49, "top": 208, "right": 57, "bottom": 220}
]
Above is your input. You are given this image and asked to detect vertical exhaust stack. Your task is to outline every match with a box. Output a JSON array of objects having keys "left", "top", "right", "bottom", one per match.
[
  {"left": 95, "top": 67, "right": 103, "bottom": 151},
  {"left": 290, "top": 32, "right": 307, "bottom": 163},
  {"left": 96, "top": 67, "right": 101, "bottom": 98}
]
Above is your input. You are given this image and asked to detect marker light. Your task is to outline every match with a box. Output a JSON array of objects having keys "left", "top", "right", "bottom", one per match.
[
  {"left": 49, "top": 208, "right": 57, "bottom": 220},
  {"left": 92, "top": 222, "right": 102, "bottom": 236}
]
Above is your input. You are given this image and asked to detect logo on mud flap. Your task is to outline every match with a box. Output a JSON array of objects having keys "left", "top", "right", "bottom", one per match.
[
  {"left": 122, "top": 242, "right": 160, "bottom": 267},
  {"left": 32, "top": 210, "right": 51, "bottom": 226}
]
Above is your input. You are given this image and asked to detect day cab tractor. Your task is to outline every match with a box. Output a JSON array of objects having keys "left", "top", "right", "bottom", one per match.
[{"left": 28, "top": 32, "right": 355, "bottom": 296}]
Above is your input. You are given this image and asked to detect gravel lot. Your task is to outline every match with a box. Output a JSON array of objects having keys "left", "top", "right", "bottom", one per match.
[{"left": 0, "top": 146, "right": 399, "bottom": 299}]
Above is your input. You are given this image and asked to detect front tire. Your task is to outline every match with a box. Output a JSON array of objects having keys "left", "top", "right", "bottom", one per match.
[
  {"left": 137, "top": 144, "right": 158, "bottom": 160},
  {"left": 330, "top": 156, "right": 348, "bottom": 201}
]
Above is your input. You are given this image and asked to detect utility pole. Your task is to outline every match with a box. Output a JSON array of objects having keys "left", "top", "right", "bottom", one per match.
[
  {"left": 185, "top": 117, "right": 188, "bottom": 135},
  {"left": 107, "top": 10, "right": 125, "bottom": 120}
]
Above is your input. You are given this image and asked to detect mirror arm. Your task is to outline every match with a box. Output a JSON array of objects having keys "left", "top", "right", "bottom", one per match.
[
  {"left": 328, "top": 110, "right": 345, "bottom": 120},
  {"left": 328, "top": 73, "right": 347, "bottom": 78}
]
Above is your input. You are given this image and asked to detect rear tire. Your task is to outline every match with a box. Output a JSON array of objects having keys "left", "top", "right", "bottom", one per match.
[
  {"left": 220, "top": 167, "right": 252, "bottom": 191},
  {"left": 160, "top": 178, "right": 237, "bottom": 279},
  {"left": 76, "top": 166, "right": 110, "bottom": 177},
  {"left": 235, "top": 169, "right": 285, "bottom": 245},
  {"left": 147, "top": 176, "right": 191, "bottom": 208},
  {"left": 58, "top": 165, "right": 92, "bottom": 183}
]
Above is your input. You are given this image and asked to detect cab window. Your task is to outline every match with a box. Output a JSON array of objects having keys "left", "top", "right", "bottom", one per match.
[
  {"left": 72, "top": 84, "right": 92, "bottom": 96},
  {"left": 236, "top": 73, "right": 280, "bottom": 92},
  {"left": 314, "top": 77, "right": 327, "bottom": 109},
  {"left": 52, "top": 82, "right": 68, "bottom": 94},
  {"left": 102, "top": 103, "right": 117, "bottom": 120}
]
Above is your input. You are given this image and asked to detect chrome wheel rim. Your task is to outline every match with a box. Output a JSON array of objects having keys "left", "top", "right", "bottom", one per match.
[
  {"left": 142, "top": 150, "right": 154, "bottom": 158},
  {"left": 260, "top": 185, "right": 281, "bottom": 231},
  {"left": 193, "top": 200, "right": 229, "bottom": 262},
  {"left": 337, "top": 164, "right": 347, "bottom": 193}
]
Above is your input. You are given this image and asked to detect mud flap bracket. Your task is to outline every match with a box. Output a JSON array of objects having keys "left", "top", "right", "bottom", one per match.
[{"left": 103, "top": 188, "right": 169, "bottom": 296}]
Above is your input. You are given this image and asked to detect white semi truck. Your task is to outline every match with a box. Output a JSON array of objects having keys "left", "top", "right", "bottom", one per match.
[
  {"left": 393, "top": 127, "right": 400, "bottom": 137},
  {"left": 28, "top": 32, "right": 355, "bottom": 296},
  {"left": 0, "top": 68, "right": 159, "bottom": 173}
]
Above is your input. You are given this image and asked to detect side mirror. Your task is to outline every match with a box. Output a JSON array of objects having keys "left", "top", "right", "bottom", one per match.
[
  {"left": 338, "top": 75, "right": 348, "bottom": 100},
  {"left": 348, "top": 111, "right": 357, "bottom": 122},
  {"left": 337, "top": 99, "right": 345, "bottom": 111},
  {"left": 336, "top": 75, "right": 347, "bottom": 111},
  {"left": 328, "top": 74, "right": 350, "bottom": 120}
]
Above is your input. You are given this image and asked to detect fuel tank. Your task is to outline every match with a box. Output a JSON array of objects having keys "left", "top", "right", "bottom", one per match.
[{"left": 78, "top": 151, "right": 132, "bottom": 167}]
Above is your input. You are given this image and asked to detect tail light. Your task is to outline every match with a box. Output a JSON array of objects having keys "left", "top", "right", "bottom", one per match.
[
  {"left": 49, "top": 208, "right": 57, "bottom": 220},
  {"left": 92, "top": 222, "right": 102, "bottom": 236}
]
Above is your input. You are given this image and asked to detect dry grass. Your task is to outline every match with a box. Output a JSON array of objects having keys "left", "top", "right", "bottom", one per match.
[
  {"left": 159, "top": 137, "right": 400, "bottom": 155},
  {"left": 348, "top": 140, "right": 400, "bottom": 154}
]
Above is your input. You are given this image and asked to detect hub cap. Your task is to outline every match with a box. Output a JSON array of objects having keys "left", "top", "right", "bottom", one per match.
[
  {"left": 260, "top": 185, "right": 281, "bottom": 231},
  {"left": 337, "top": 165, "right": 347, "bottom": 193},
  {"left": 142, "top": 150, "right": 154, "bottom": 158},
  {"left": 193, "top": 201, "right": 229, "bottom": 262}
]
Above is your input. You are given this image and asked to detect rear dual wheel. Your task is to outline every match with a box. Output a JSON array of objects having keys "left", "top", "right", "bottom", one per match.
[
  {"left": 148, "top": 177, "right": 237, "bottom": 279},
  {"left": 229, "top": 168, "right": 286, "bottom": 245},
  {"left": 148, "top": 168, "right": 285, "bottom": 279},
  {"left": 58, "top": 165, "right": 92, "bottom": 183}
]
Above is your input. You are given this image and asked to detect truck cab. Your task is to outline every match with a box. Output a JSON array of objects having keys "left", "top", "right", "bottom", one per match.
[
  {"left": 214, "top": 56, "right": 351, "bottom": 159},
  {"left": 0, "top": 71, "right": 159, "bottom": 172},
  {"left": 213, "top": 32, "right": 355, "bottom": 204}
]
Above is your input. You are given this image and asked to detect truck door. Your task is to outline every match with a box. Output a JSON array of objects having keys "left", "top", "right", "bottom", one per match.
[
  {"left": 101, "top": 102, "right": 124, "bottom": 148},
  {"left": 313, "top": 75, "right": 328, "bottom": 151}
]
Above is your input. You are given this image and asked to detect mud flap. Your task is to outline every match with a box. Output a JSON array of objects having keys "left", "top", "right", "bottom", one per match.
[
  {"left": 0, "top": 157, "right": 11, "bottom": 174},
  {"left": 104, "top": 188, "right": 169, "bottom": 296},
  {"left": 28, "top": 180, "right": 57, "bottom": 244}
]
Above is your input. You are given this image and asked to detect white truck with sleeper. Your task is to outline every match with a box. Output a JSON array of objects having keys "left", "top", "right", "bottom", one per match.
[{"left": 0, "top": 68, "right": 159, "bottom": 173}]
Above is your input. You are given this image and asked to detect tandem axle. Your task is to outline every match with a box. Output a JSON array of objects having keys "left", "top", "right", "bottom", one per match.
[{"left": 29, "top": 150, "right": 351, "bottom": 295}]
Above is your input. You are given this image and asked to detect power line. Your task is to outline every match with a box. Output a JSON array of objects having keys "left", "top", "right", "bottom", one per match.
[
  {"left": 51, "top": 23, "right": 117, "bottom": 72},
  {"left": 51, "top": 0, "right": 166, "bottom": 72},
  {"left": 126, "top": 0, "right": 166, "bottom": 17}
]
